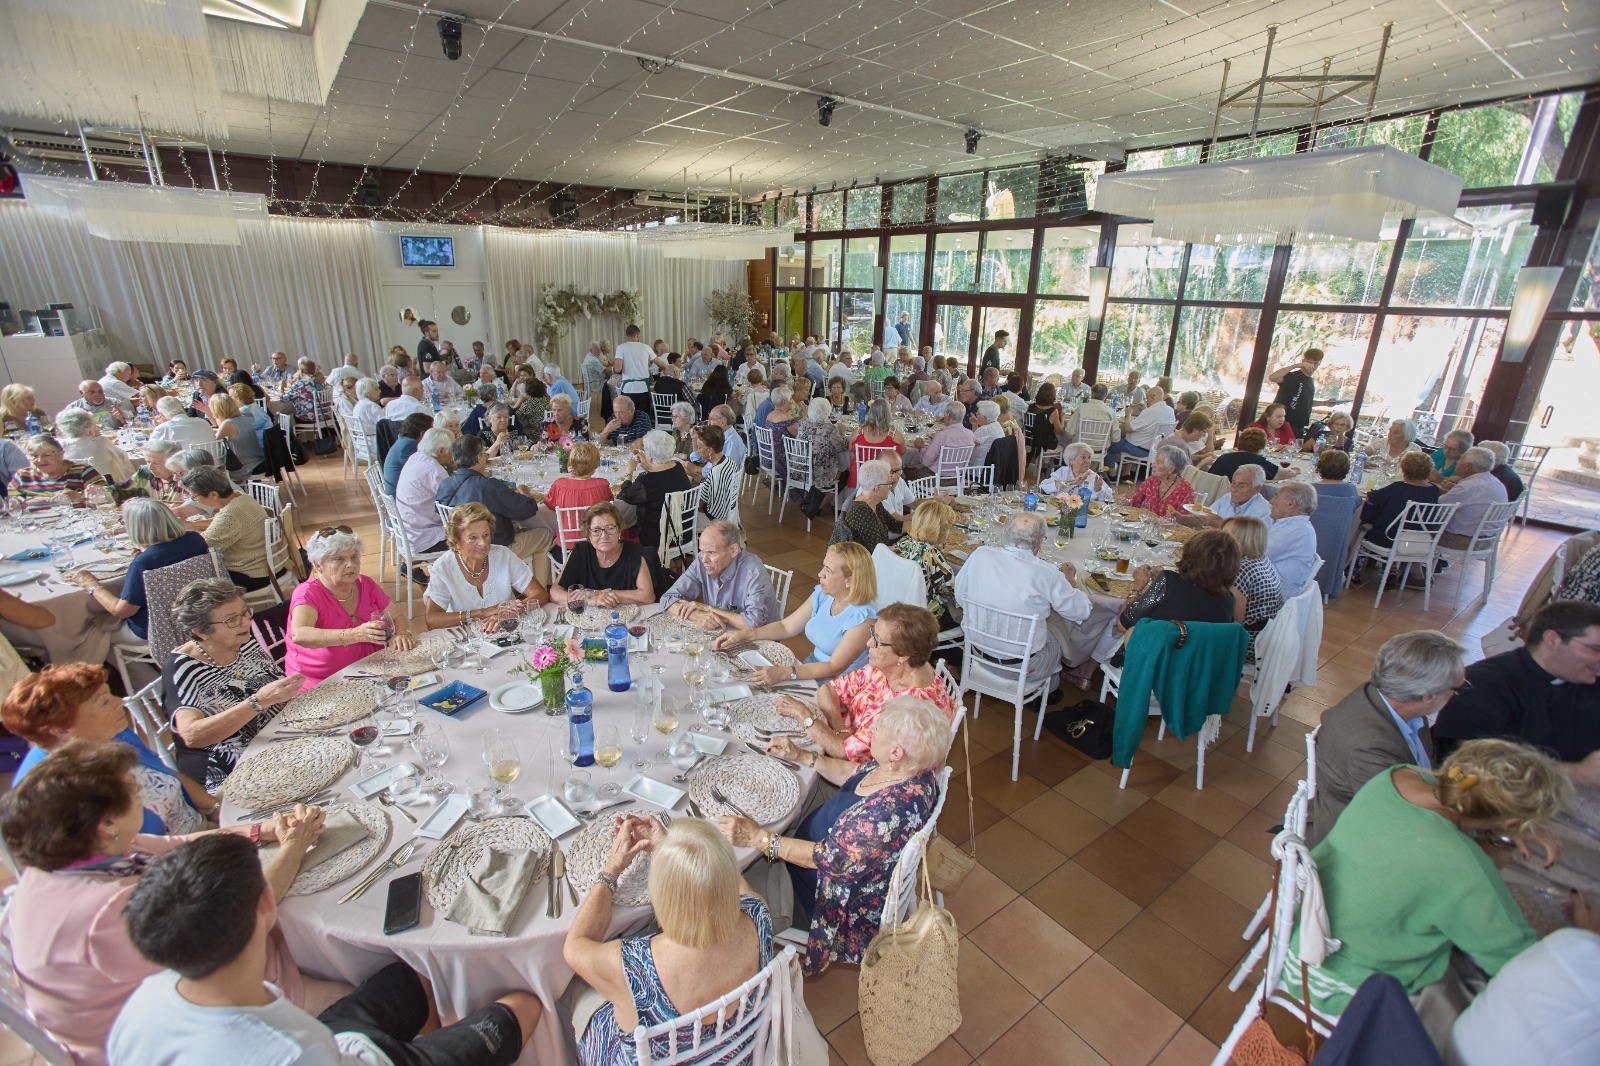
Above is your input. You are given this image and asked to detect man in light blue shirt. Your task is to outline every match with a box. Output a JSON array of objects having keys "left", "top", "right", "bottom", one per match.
[
  {"left": 1266, "top": 481, "right": 1319, "bottom": 595},
  {"left": 660, "top": 520, "right": 779, "bottom": 629},
  {"left": 914, "top": 379, "right": 952, "bottom": 418},
  {"left": 1438, "top": 446, "right": 1510, "bottom": 547},
  {"left": 542, "top": 364, "right": 580, "bottom": 407},
  {"left": 709, "top": 404, "right": 745, "bottom": 469},
  {"left": 1207, "top": 465, "right": 1274, "bottom": 523}
]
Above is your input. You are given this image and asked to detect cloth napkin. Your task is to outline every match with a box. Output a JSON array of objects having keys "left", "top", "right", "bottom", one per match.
[
  {"left": 259, "top": 810, "right": 370, "bottom": 872},
  {"left": 445, "top": 847, "right": 537, "bottom": 937},
  {"left": 5, "top": 548, "right": 47, "bottom": 562}
]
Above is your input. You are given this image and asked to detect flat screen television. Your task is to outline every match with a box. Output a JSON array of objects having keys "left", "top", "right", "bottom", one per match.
[{"left": 399, "top": 235, "right": 454, "bottom": 268}]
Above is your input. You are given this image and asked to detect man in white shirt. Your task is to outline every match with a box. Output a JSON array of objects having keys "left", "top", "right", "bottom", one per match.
[
  {"left": 879, "top": 449, "right": 954, "bottom": 519},
  {"left": 421, "top": 362, "right": 464, "bottom": 410},
  {"left": 1111, "top": 369, "right": 1146, "bottom": 409},
  {"left": 98, "top": 361, "right": 140, "bottom": 404},
  {"left": 1438, "top": 446, "right": 1510, "bottom": 548},
  {"left": 148, "top": 396, "right": 218, "bottom": 446},
  {"left": 1267, "top": 481, "right": 1319, "bottom": 595},
  {"left": 828, "top": 351, "right": 858, "bottom": 384},
  {"left": 954, "top": 512, "right": 1091, "bottom": 690},
  {"left": 109, "top": 832, "right": 541, "bottom": 1066},
  {"left": 396, "top": 428, "right": 454, "bottom": 552},
  {"left": 970, "top": 400, "right": 1005, "bottom": 468},
  {"left": 1446, "top": 927, "right": 1600, "bottom": 1066},
  {"left": 1062, "top": 368, "right": 1091, "bottom": 402},
  {"left": 615, "top": 323, "right": 666, "bottom": 402},
  {"left": 1102, "top": 385, "right": 1175, "bottom": 471},
  {"left": 914, "top": 379, "right": 951, "bottom": 418},
  {"left": 384, "top": 378, "right": 430, "bottom": 422},
  {"left": 326, "top": 353, "right": 363, "bottom": 387}
]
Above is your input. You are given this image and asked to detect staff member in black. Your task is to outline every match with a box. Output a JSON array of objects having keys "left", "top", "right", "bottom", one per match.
[{"left": 1266, "top": 347, "right": 1323, "bottom": 439}]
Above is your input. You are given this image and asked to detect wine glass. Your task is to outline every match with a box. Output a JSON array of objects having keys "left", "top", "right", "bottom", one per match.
[
  {"left": 481, "top": 728, "right": 521, "bottom": 813},
  {"left": 652, "top": 694, "right": 681, "bottom": 764},
  {"left": 630, "top": 682, "right": 654, "bottom": 771},
  {"left": 410, "top": 722, "right": 452, "bottom": 796},
  {"left": 370, "top": 609, "right": 396, "bottom": 643},
  {"left": 594, "top": 725, "right": 623, "bottom": 799},
  {"left": 566, "top": 586, "right": 588, "bottom": 624},
  {"left": 349, "top": 724, "right": 381, "bottom": 772}
]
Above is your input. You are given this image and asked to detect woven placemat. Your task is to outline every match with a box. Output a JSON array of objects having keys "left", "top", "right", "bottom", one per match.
[
  {"left": 278, "top": 679, "right": 383, "bottom": 729},
  {"left": 564, "top": 813, "right": 651, "bottom": 906},
  {"left": 363, "top": 631, "right": 453, "bottom": 674},
  {"left": 567, "top": 603, "right": 640, "bottom": 632},
  {"left": 724, "top": 692, "right": 806, "bottom": 746},
  {"left": 687, "top": 753, "right": 800, "bottom": 826},
  {"left": 421, "top": 817, "right": 552, "bottom": 913},
  {"left": 223, "top": 737, "right": 353, "bottom": 810},
  {"left": 286, "top": 803, "right": 391, "bottom": 897}
]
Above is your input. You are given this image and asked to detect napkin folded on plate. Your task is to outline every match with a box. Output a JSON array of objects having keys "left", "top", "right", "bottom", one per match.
[
  {"left": 446, "top": 847, "right": 537, "bottom": 937},
  {"left": 4, "top": 548, "right": 47, "bottom": 562},
  {"left": 259, "top": 810, "right": 370, "bottom": 872}
]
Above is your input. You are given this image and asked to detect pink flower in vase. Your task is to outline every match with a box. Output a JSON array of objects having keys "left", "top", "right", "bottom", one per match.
[{"left": 530, "top": 646, "right": 558, "bottom": 670}]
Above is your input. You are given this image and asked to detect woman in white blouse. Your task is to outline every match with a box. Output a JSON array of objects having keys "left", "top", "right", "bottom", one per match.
[
  {"left": 351, "top": 378, "right": 385, "bottom": 441},
  {"left": 422, "top": 502, "right": 549, "bottom": 632}
]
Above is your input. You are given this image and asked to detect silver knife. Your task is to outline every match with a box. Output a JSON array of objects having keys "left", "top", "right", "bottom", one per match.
[
  {"left": 338, "top": 839, "right": 422, "bottom": 904},
  {"left": 242, "top": 790, "right": 335, "bottom": 821},
  {"left": 743, "top": 741, "right": 802, "bottom": 769},
  {"left": 551, "top": 848, "right": 564, "bottom": 919},
  {"left": 559, "top": 845, "right": 578, "bottom": 907}
]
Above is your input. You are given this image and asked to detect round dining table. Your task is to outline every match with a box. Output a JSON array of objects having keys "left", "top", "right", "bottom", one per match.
[
  {"left": 219, "top": 606, "right": 823, "bottom": 1066},
  {"left": 0, "top": 501, "right": 137, "bottom": 665}
]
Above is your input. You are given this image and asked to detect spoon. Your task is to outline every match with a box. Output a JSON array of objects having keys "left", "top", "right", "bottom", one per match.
[{"left": 377, "top": 791, "right": 417, "bottom": 823}]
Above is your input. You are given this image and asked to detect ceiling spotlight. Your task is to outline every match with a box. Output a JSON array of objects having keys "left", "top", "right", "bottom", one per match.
[
  {"left": 816, "top": 96, "right": 837, "bottom": 128},
  {"left": 965, "top": 129, "right": 981, "bottom": 154},
  {"left": 438, "top": 15, "right": 463, "bottom": 61}
]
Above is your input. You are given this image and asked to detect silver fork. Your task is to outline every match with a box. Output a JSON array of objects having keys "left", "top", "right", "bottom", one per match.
[{"left": 709, "top": 786, "right": 754, "bottom": 820}]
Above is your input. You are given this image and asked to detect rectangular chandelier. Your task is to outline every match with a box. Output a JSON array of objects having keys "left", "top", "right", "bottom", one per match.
[
  {"left": 1095, "top": 145, "right": 1464, "bottom": 246},
  {"left": 630, "top": 222, "right": 796, "bottom": 260},
  {"left": 23, "top": 175, "right": 268, "bottom": 245}
]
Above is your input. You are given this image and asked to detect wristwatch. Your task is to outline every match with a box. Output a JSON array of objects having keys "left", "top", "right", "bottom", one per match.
[
  {"left": 789, "top": 664, "right": 799, "bottom": 681},
  {"left": 801, "top": 716, "right": 817, "bottom": 730}
]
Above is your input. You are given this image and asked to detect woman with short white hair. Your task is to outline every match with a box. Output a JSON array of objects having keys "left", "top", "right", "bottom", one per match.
[
  {"left": 617, "top": 429, "right": 693, "bottom": 554},
  {"left": 65, "top": 497, "right": 210, "bottom": 644},
  {"left": 351, "top": 377, "right": 383, "bottom": 441},
  {"left": 1368, "top": 417, "right": 1419, "bottom": 461},
  {"left": 1047, "top": 441, "right": 1114, "bottom": 503},
  {"left": 149, "top": 396, "right": 216, "bottom": 447},
  {"left": 789, "top": 396, "right": 851, "bottom": 518},
  {"left": 669, "top": 401, "right": 696, "bottom": 457},
  {"left": 55, "top": 408, "right": 137, "bottom": 486},
  {"left": 830, "top": 458, "right": 900, "bottom": 552},
  {"left": 1128, "top": 443, "right": 1198, "bottom": 517},
  {"left": 285, "top": 526, "right": 417, "bottom": 689}
]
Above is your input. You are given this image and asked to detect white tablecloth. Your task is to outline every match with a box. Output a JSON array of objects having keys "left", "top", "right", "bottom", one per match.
[
  {"left": 220, "top": 607, "right": 819, "bottom": 1065},
  {"left": 0, "top": 508, "right": 134, "bottom": 664}
]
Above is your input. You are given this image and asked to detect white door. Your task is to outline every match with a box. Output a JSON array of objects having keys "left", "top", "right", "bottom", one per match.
[
  {"left": 382, "top": 284, "right": 487, "bottom": 368},
  {"left": 386, "top": 284, "right": 436, "bottom": 366}
]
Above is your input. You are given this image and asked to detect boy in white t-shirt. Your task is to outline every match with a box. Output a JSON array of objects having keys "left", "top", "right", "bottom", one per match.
[{"left": 109, "top": 835, "right": 541, "bottom": 1066}]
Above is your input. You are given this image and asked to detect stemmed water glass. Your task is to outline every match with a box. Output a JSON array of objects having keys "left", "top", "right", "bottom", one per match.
[
  {"left": 630, "top": 681, "right": 655, "bottom": 771},
  {"left": 410, "top": 721, "right": 452, "bottom": 796}
]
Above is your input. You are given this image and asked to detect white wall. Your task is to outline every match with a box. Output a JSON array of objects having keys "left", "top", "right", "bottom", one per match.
[{"left": 370, "top": 223, "right": 489, "bottom": 368}]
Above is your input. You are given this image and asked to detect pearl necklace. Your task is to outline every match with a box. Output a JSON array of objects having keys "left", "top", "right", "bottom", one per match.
[
  {"left": 455, "top": 549, "right": 489, "bottom": 581},
  {"left": 193, "top": 638, "right": 244, "bottom": 682}
]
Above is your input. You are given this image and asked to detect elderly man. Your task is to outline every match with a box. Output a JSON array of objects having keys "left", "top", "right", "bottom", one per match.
[
  {"left": 1430, "top": 427, "right": 1474, "bottom": 482},
  {"left": 1103, "top": 385, "right": 1175, "bottom": 472},
  {"left": 435, "top": 434, "right": 554, "bottom": 584},
  {"left": 660, "top": 520, "right": 780, "bottom": 630},
  {"left": 377, "top": 364, "right": 403, "bottom": 405},
  {"left": 326, "top": 353, "right": 363, "bottom": 387},
  {"left": 1066, "top": 382, "right": 1122, "bottom": 444},
  {"left": 383, "top": 412, "right": 434, "bottom": 497},
  {"left": 98, "top": 361, "right": 141, "bottom": 405},
  {"left": 878, "top": 448, "right": 955, "bottom": 519},
  {"left": 421, "top": 361, "right": 464, "bottom": 410},
  {"left": 1480, "top": 440, "right": 1524, "bottom": 502},
  {"left": 385, "top": 377, "right": 430, "bottom": 422},
  {"left": 1435, "top": 600, "right": 1600, "bottom": 783},
  {"left": 1062, "top": 368, "right": 1091, "bottom": 402},
  {"left": 396, "top": 427, "right": 454, "bottom": 554},
  {"left": 70, "top": 379, "right": 132, "bottom": 429},
  {"left": 969, "top": 400, "right": 1007, "bottom": 468},
  {"left": 954, "top": 379, "right": 982, "bottom": 428},
  {"left": 708, "top": 404, "right": 745, "bottom": 469},
  {"left": 1183, "top": 465, "right": 1274, "bottom": 527},
  {"left": 1266, "top": 481, "right": 1319, "bottom": 594},
  {"left": 978, "top": 366, "right": 1002, "bottom": 401},
  {"left": 1307, "top": 630, "right": 1463, "bottom": 846},
  {"left": 1111, "top": 369, "right": 1145, "bottom": 409},
  {"left": 954, "top": 512, "right": 1091, "bottom": 694},
  {"left": 651, "top": 360, "right": 695, "bottom": 406},
  {"left": 914, "top": 379, "right": 951, "bottom": 418},
  {"left": 599, "top": 394, "right": 653, "bottom": 446},
  {"left": 257, "top": 351, "right": 292, "bottom": 389},
  {"left": 1437, "top": 446, "right": 1510, "bottom": 548},
  {"left": 912, "top": 402, "right": 976, "bottom": 480},
  {"left": 580, "top": 343, "right": 608, "bottom": 397},
  {"left": 148, "top": 396, "right": 217, "bottom": 446},
  {"left": 543, "top": 364, "right": 580, "bottom": 407}
]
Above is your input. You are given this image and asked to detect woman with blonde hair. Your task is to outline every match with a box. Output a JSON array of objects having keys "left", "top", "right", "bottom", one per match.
[
  {"left": 1222, "top": 515, "right": 1283, "bottom": 661},
  {"left": 209, "top": 393, "right": 265, "bottom": 476},
  {"left": 537, "top": 441, "right": 616, "bottom": 541},
  {"left": 137, "top": 384, "right": 167, "bottom": 419},
  {"left": 713, "top": 541, "right": 876, "bottom": 683},
  {"left": 894, "top": 499, "right": 959, "bottom": 625},
  {"left": 566, "top": 817, "right": 770, "bottom": 1065},
  {"left": 0, "top": 384, "right": 46, "bottom": 436},
  {"left": 1285, "top": 738, "right": 1578, "bottom": 1014}
]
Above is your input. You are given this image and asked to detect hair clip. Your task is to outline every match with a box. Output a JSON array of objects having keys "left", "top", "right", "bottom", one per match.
[{"left": 1445, "top": 766, "right": 1479, "bottom": 790}]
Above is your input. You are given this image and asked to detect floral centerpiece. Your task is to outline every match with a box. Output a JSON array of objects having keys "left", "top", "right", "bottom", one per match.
[
  {"left": 515, "top": 641, "right": 576, "bottom": 714},
  {"left": 550, "top": 433, "right": 576, "bottom": 470},
  {"left": 463, "top": 386, "right": 479, "bottom": 405},
  {"left": 1054, "top": 492, "right": 1086, "bottom": 536}
]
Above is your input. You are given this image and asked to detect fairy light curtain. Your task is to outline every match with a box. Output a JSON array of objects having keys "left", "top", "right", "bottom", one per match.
[
  {"left": 24, "top": 176, "right": 269, "bottom": 245},
  {"left": 1095, "top": 145, "right": 1465, "bottom": 246}
]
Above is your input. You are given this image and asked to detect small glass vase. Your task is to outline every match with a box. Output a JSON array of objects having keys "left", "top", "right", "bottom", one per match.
[
  {"left": 540, "top": 671, "right": 566, "bottom": 715},
  {"left": 558, "top": 449, "right": 570, "bottom": 473}
]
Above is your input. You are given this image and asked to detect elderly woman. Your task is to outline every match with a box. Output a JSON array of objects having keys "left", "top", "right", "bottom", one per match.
[
  {"left": 1358, "top": 449, "right": 1442, "bottom": 553},
  {"left": 168, "top": 579, "right": 309, "bottom": 791},
  {"left": 1314, "top": 448, "right": 1359, "bottom": 501},
  {"left": 830, "top": 458, "right": 901, "bottom": 552},
  {"left": 180, "top": 467, "right": 274, "bottom": 591},
  {"left": 472, "top": 364, "right": 503, "bottom": 403},
  {"left": 0, "top": 384, "right": 48, "bottom": 437},
  {"left": 547, "top": 391, "right": 586, "bottom": 440},
  {"left": 4, "top": 664, "right": 214, "bottom": 833},
  {"left": 349, "top": 376, "right": 384, "bottom": 439},
  {"left": 693, "top": 423, "right": 741, "bottom": 523},
  {"left": 1253, "top": 401, "right": 1297, "bottom": 446},
  {"left": 1098, "top": 528, "right": 1244, "bottom": 668},
  {"left": 1284, "top": 738, "right": 1572, "bottom": 1014},
  {"left": 218, "top": 356, "right": 240, "bottom": 379},
  {"left": 1043, "top": 441, "right": 1115, "bottom": 504},
  {"left": 1222, "top": 515, "right": 1283, "bottom": 662},
  {"left": 283, "top": 358, "right": 324, "bottom": 423},
  {"left": 617, "top": 429, "right": 693, "bottom": 553},
  {"left": 668, "top": 400, "right": 697, "bottom": 457},
  {"left": 0, "top": 739, "right": 322, "bottom": 1064},
  {"left": 737, "top": 366, "right": 770, "bottom": 423},
  {"left": 474, "top": 401, "right": 519, "bottom": 459},
  {"left": 208, "top": 393, "right": 265, "bottom": 476},
  {"left": 825, "top": 376, "right": 849, "bottom": 416},
  {"left": 67, "top": 498, "right": 209, "bottom": 643},
  {"left": 9, "top": 434, "right": 98, "bottom": 509},
  {"left": 512, "top": 372, "right": 551, "bottom": 434},
  {"left": 848, "top": 398, "right": 904, "bottom": 487},
  {"left": 566, "top": 818, "right": 771, "bottom": 1064},
  {"left": 713, "top": 541, "right": 876, "bottom": 683},
  {"left": 1128, "top": 444, "right": 1198, "bottom": 517},
  {"left": 538, "top": 442, "right": 616, "bottom": 536},
  {"left": 1367, "top": 417, "right": 1419, "bottom": 462},
  {"left": 772, "top": 602, "right": 955, "bottom": 762},
  {"left": 1431, "top": 427, "right": 1473, "bottom": 483},
  {"left": 551, "top": 502, "right": 656, "bottom": 609},
  {"left": 881, "top": 375, "right": 913, "bottom": 416},
  {"left": 424, "top": 502, "right": 548, "bottom": 632},
  {"left": 1305, "top": 410, "right": 1355, "bottom": 452},
  {"left": 893, "top": 500, "right": 960, "bottom": 627},
  {"left": 726, "top": 697, "right": 949, "bottom": 973},
  {"left": 56, "top": 408, "right": 138, "bottom": 486},
  {"left": 334, "top": 373, "right": 360, "bottom": 424},
  {"left": 287, "top": 527, "right": 418, "bottom": 689},
  {"left": 790, "top": 396, "right": 851, "bottom": 517}
]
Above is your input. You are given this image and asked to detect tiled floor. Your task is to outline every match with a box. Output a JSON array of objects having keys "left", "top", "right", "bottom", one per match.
[{"left": 0, "top": 447, "right": 1569, "bottom": 1066}]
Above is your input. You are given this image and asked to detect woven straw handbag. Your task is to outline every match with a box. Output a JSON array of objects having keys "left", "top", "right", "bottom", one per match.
[{"left": 857, "top": 857, "right": 961, "bottom": 1066}]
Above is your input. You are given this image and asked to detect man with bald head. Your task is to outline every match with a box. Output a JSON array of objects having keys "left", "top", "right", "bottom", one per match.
[
  {"left": 384, "top": 377, "right": 430, "bottom": 422},
  {"left": 915, "top": 379, "right": 951, "bottom": 418},
  {"left": 598, "top": 394, "right": 652, "bottom": 445},
  {"left": 71, "top": 379, "right": 132, "bottom": 428},
  {"left": 258, "top": 351, "right": 292, "bottom": 389},
  {"left": 1103, "top": 385, "right": 1175, "bottom": 474},
  {"left": 659, "top": 520, "right": 780, "bottom": 630}
]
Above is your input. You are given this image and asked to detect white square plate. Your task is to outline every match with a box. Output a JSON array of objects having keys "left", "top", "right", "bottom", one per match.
[
  {"left": 350, "top": 762, "right": 419, "bottom": 799},
  {"left": 706, "top": 684, "right": 752, "bottom": 704},
  {"left": 622, "top": 775, "right": 686, "bottom": 809},
  {"left": 738, "top": 650, "right": 772, "bottom": 668},
  {"left": 524, "top": 795, "right": 582, "bottom": 837},
  {"left": 377, "top": 721, "right": 415, "bottom": 737},
  {"left": 686, "top": 731, "right": 727, "bottom": 756},
  {"left": 404, "top": 672, "right": 440, "bottom": 690},
  {"left": 464, "top": 639, "right": 517, "bottom": 659},
  {"left": 415, "top": 794, "right": 469, "bottom": 839}
]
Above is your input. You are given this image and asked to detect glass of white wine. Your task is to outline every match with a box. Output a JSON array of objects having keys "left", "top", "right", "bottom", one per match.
[
  {"left": 652, "top": 694, "right": 681, "bottom": 765},
  {"left": 595, "top": 725, "right": 623, "bottom": 799},
  {"left": 481, "top": 728, "right": 521, "bottom": 815}
]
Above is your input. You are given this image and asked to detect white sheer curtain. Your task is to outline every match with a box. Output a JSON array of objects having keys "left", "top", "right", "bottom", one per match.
[
  {"left": 0, "top": 201, "right": 386, "bottom": 372},
  {"left": 484, "top": 228, "right": 744, "bottom": 377}
]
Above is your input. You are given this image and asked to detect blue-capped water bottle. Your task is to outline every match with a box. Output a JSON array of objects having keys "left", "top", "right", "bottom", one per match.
[
  {"left": 24, "top": 413, "right": 41, "bottom": 435},
  {"left": 605, "top": 611, "right": 631, "bottom": 692},
  {"left": 566, "top": 670, "right": 595, "bottom": 766},
  {"left": 1023, "top": 484, "right": 1039, "bottom": 513},
  {"left": 857, "top": 403, "right": 867, "bottom": 423},
  {"left": 1350, "top": 452, "right": 1367, "bottom": 485}
]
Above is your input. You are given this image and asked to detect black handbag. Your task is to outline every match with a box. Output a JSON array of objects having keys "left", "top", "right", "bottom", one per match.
[{"left": 1044, "top": 699, "right": 1114, "bottom": 760}]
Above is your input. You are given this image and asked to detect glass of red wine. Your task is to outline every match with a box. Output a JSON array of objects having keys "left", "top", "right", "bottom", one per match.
[{"left": 349, "top": 724, "right": 381, "bottom": 772}]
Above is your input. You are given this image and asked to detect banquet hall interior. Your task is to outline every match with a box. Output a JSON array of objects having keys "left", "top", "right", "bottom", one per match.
[{"left": 1, "top": 0, "right": 1599, "bottom": 1064}]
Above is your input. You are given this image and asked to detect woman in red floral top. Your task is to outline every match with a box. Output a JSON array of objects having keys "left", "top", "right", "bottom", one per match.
[
  {"left": 1128, "top": 444, "right": 1197, "bottom": 517},
  {"left": 774, "top": 602, "right": 955, "bottom": 761}
]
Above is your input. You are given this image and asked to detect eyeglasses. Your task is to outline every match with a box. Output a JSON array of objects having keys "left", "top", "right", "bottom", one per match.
[
  {"left": 207, "top": 604, "right": 255, "bottom": 630},
  {"left": 314, "top": 525, "right": 354, "bottom": 539},
  {"left": 1449, "top": 679, "right": 1473, "bottom": 696},
  {"left": 589, "top": 525, "right": 621, "bottom": 537},
  {"left": 866, "top": 624, "right": 891, "bottom": 650}
]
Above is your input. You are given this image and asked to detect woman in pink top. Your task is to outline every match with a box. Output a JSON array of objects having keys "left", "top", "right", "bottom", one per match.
[
  {"left": 285, "top": 527, "right": 418, "bottom": 689},
  {"left": 0, "top": 739, "right": 324, "bottom": 1065}
]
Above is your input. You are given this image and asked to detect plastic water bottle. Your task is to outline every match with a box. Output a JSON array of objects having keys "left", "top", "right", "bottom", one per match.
[
  {"left": 1350, "top": 453, "right": 1367, "bottom": 485},
  {"left": 857, "top": 403, "right": 867, "bottom": 423},
  {"left": 24, "top": 413, "right": 40, "bottom": 435},
  {"left": 566, "top": 671, "right": 595, "bottom": 766},
  {"left": 1023, "top": 485, "right": 1039, "bottom": 513},
  {"left": 605, "top": 612, "right": 631, "bottom": 692}
]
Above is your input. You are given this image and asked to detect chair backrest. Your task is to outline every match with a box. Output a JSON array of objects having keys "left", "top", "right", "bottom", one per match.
[
  {"left": 247, "top": 479, "right": 284, "bottom": 516},
  {"left": 556, "top": 505, "right": 588, "bottom": 550},
  {"left": 200, "top": 438, "right": 230, "bottom": 467},
  {"left": 263, "top": 516, "right": 300, "bottom": 600},
  {"left": 363, "top": 463, "right": 390, "bottom": 507},
  {"left": 0, "top": 893, "right": 76, "bottom": 1065},
  {"left": 144, "top": 549, "right": 227, "bottom": 666},
  {"left": 781, "top": 435, "right": 813, "bottom": 487},
  {"left": 1507, "top": 441, "right": 1549, "bottom": 478},
  {"left": 251, "top": 600, "right": 292, "bottom": 666},
  {"left": 934, "top": 443, "right": 974, "bottom": 479},
  {"left": 959, "top": 464, "right": 994, "bottom": 495},
  {"left": 764, "top": 565, "right": 794, "bottom": 615},
  {"left": 752, "top": 426, "right": 777, "bottom": 475},
  {"left": 631, "top": 945, "right": 794, "bottom": 1065},
  {"left": 123, "top": 677, "right": 175, "bottom": 770},
  {"left": 853, "top": 442, "right": 896, "bottom": 476},
  {"left": 960, "top": 602, "right": 1044, "bottom": 697},
  {"left": 660, "top": 487, "right": 701, "bottom": 565},
  {"left": 573, "top": 397, "right": 591, "bottom": 420},
  {"left": 933, "top": 659, "right": 962, "bottom": 725},
  {"left": 652, "top": 393, "right": 677, "bottom": 426},
  {"left": 1305, "top": 725, "right": 1319, "bottom": 800},
  {"left": 1461, "top": 499, "right": 1520, "bottom": 549},
  {"left": 880, "top": 766, "right": 954, "bottom": 928},
  {"left": 278, "top": 501, "right": 308, "bottom": 581},
  {"left": 435, "top": 501, "right": 456, "bottom": 531},
  {"left": 907, "top": 475, "right": 938, "bottom": 500},
  {"left": 871, "top": 543, "right": 928, "bottom": 610},
  {"left": 1077, "top": 418, "right": 1113, "bottom": 453},
  {"left": 275, "top": 411, "right": 295, "bottom": 442},
  {"left": 1386, "top": 500, "right": 1458, "bottom": 557}
]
